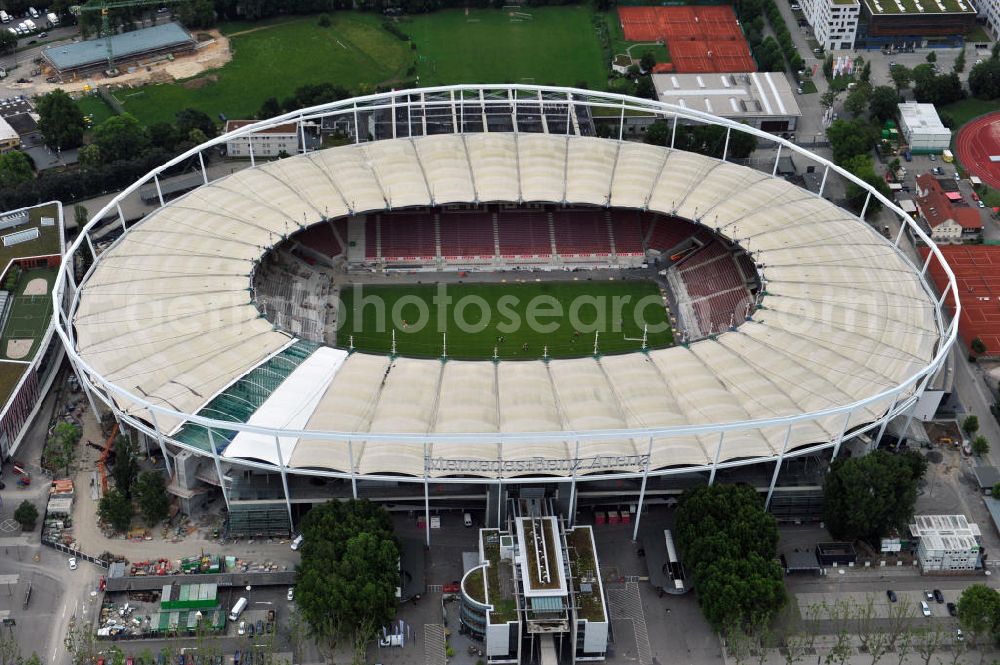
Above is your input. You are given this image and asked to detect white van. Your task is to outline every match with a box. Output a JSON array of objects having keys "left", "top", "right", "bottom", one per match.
[
  {"left": 463, "top": 512, "right": 472, "bottom": 527},
  {"left": 27, "top": 7, "right": 38, "bottom": 18},
  {"left": 0, "top": 11, "right": 10, "bottom": 23},
  {"left": 290, "top": 534, "right": 304, "bottom": 550},
  {"left": 229, "top": 596, "right": 248, "bottom": 621}
]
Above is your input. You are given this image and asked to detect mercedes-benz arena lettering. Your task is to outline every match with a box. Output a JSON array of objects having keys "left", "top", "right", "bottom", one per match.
[{"left": 55, "top": 86, "right": 957, "bottom": 537}]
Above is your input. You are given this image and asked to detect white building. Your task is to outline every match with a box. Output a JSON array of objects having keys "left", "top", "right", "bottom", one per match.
[
  {"left": 224, "top": 120, "right": 299, "bottom": 159},
  {"left": 898, "top": 102, "right": 951, "bottom": 153},
  {"left": 801, "top": 0, "right": 861, "bottom": 50},
  {"left": 911, "top": 514, "right": 982, "bottom": 573},
  {"left": 0, "top": 116, "right": 19, "bottom": 153},
  {"left": 650, "top": 72, "right": 801, "bottom": 133},
  {"left": 980, "top": 0, "right": 1000, "bottom": 38}
]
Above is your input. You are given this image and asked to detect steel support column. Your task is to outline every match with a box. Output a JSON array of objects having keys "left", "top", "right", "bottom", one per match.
[
  {"left": 831, "top": 410, "right": 852, "bottom": 460},
  {"left": 148, "top": 410, "right": 173, "bottom": 477},
  {"left": 198, "top": 152, "right": 208, "bottom": 185},
  {"left": 722, "top": 127, "right": 731, "bottom": 162},
  {"left": 248, "top": 138, "right": 255, "bottom": 167},
  {"left": 670, "top": 115, "right": 678, "bottom": 149},
  {"left": 568, "top": 440, "right": 580, "bottom": 527},
  {"left": 818, "top": 165, "right": 830, "bottom": 197},
  {"left": 772, "top": 144, "right": 782, "bottom": 176},
  {"left": 632, "top": 436, "right": 655, "bottom": 541},
  {"left": 860, "top": 192, "right": 872, "bottom": 220},
  {"left": 117, "top": 203, "right": 127, "bottom": 233},
  {"left": 765, "top": 424, "right": 793, "bottom": 510},
  {"left": 273, "top": 435, "right": 294, "bottom": 531},
  {"left": 349, "top": 440, "right": 357, "bottom": 499},
  {"left": 299, "top": 120, "right": 308, "bottom": 154},
  {"left": 618, "top": 102, "right": 625, "bottom": 142},
  {"left": 424, "top": 443, "right": 431, "bottom": 547},
  {"left": 154, "top": 174, "right": 165, "bottom": 207},
  {"left": 207, "top": 427, "right": 230, "bottom": 507},
  {"left": 708, "top": 432, "right": 725, "bottom": 485}
]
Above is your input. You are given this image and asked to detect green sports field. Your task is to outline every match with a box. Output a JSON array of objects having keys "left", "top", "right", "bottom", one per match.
[
  {"left": 0, "top": 268, "right": 56, "bottom": 362},
  {"left": 406, "top": 7, "right": 606, "bottom": 87},
  {"left": 337, "top": 280, "right": 673, "bottom": 360},
  {"left": 116, "top": 7, "right": 607, "bottom": 126}
]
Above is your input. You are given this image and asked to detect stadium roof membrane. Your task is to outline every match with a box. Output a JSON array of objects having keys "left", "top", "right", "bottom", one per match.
[{"left": 71, "top": 129, "right": 942, "bottom": 478}]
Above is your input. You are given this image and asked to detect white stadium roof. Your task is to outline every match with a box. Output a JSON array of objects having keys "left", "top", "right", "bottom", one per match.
[{"left": 72, "top": 129, "right": 942, "bottom": 478}]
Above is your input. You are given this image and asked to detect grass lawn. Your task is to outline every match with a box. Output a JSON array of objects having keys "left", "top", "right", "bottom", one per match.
[
  {"left": 337, "top": 280, "right": 672, "bottom": 360},
  {"left": 799, "top": 79, "right": 818, "bottom": 94},
  {"left": 0, "top": 268, "right": 56, "bottom": 361},
  {"left": 0, "top": 204, "right": 61, "bottom": 276},
  {"left": 601, "top": 10, "right": 670, "bottom": 67},
  {"left": 406, "top": 7, "right": 607, "bottom": 87},
  {"left": 119, "top": 13, "right": 413, "bottom": 125},
  {"left": 965, "top": 25, "right": 992, "bottom": 42},
  {"left": 76, "top": 94, "right": 118, "bottom": 127},
  {"left": 941, "top": 97, "right": 1000, "bottom": 127},
  {"left": 0, "top": 363, "right": 27, "bottom": 406}
]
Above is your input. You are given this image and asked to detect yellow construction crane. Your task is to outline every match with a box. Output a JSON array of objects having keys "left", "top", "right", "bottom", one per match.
[{"left": 75, "top": 0, "right": 185, "bottom": 72}]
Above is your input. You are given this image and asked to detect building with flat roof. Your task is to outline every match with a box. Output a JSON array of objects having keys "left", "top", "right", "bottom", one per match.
[
  {"left": 898, "top": 102, "right": 951, "bottom": 153},
  {"left": 915, "top": 174, "right": 981, "bottom": 243},
  {"left": 650, "top": 72, "right": 801, "bottom": 133},
  {"left": 460, "top": 502, "right": 607, "bottom": 664},
  {"left": 910, "top": 514, "right": 982, "bottom": 573},
  {"left": 802, "top": 0, "right": 861, "bottom": 50},
  {"left": 0, "top": 117, "right": 18, "bottom": 153},
  {"left": 856, "top": 0, "right": 977, "bottom": 48},
  {"left": 41, "top": 22, "right": 196, "bottom": 75}
]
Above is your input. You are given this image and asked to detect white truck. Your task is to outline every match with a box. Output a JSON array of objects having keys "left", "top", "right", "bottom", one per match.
[
  {"left": 46, "top": 11, "right": 58, "bottom": 26},
  {"left": 23, "top": 19, "right": 35, "bottom": 31},
  {"left": 27, "top": 7, "right": 38, "bottom": 18},
  {"left": 0, "top": 11, "right": 10, "bottom": 23}
]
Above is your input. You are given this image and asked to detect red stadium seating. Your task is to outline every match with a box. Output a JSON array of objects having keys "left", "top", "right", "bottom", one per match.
[
  {"left": 552, "top": 210, "right": 612, "bottom": 256},
  {"left": 365, "top": 217, "right": 379, "bottom": 260},
  {"left": 692, "top": 287, "right": 753, "bottom": 334},
  {"left": 612, "top": 211, "right": 645, "bottom": 256},
  {"left": 379, "top": 212, "right": 437, "bottom": 262},
  {"left": 439, "top": 212, "right": 495, "bottom": 259},
  {"left": 497, "top": 211, "right": 552, "bottom": 258}
]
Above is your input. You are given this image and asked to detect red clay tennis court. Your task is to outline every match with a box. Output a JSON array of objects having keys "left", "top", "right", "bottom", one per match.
[
  {"left": 955, "top": 112, "right": 1000, "bottom": 191},
  {"left": 922, "top": 244, "right": 1000, "bottom": 354},
  {"left": 617, "top": 6, "right": 755, "bottom": 73}
]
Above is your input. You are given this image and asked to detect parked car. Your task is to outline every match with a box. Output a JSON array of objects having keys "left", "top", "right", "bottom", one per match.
[
  {"left": 238, "top": 620, "right": 246, "bottom": 635},
  {"left": 956, "top": 629, "right": 964, "bottom": 641},
  {"left": 947, "top": 602, "right": 957, "bottom": 616},
  {"left": 933, "top": 589, "right": 944, "bottom": 603},
  {"left": 887, "top": 589, "right": 898, "bottom": 602},
  {"left": 979, "top": 200, "right": 986, "bottom": 208},
  {"left": 930, "top": 154, "right": 937, "bottom": 161},
  {"left": 287, "top": 587, "right": 294, "bottom": 601},
  {"left": 256, "top": 619, "right": 263, "bottom": 635},
  {"left": 921, "top": 600, "right": 932, "bottom": 617},
  {"left": 68, "top": 557, "right": 77, "bottom": 570}
]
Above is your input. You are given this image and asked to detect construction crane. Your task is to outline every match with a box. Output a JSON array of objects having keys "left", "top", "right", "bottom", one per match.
[{"left": 74, "top": 0, "right": 185, "bottom": 73}]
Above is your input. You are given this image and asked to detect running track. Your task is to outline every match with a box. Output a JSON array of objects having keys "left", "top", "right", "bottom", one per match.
[{"left": 955, "top": 112, "right": 1000, "bottom": 190}]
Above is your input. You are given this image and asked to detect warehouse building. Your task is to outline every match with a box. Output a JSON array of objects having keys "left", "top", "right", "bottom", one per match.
[
  {"left": 0, "top": 117, "right": 19, "bottom": 153},
  {"left": 910, "top": 514, "right": 982, "bottom": 573},
  {"left": 856, "top": 0, "right": 977, "bottom": 48},
  {"left": 898, "top": 102, "right": 951, "bottom": 153},
  {"left": 651, "top": 72, "right": 801, "bottom": 133},
  {"left": 41, "top": 22, "right": 196, "bottom": 76}
]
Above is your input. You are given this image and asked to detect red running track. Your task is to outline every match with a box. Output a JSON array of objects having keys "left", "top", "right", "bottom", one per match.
[{"left": 955, "top": 112, "right": 1000, "bottom": 191}]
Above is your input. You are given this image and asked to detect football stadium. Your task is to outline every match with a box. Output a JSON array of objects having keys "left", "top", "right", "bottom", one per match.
[{"left": 55, "top": 86, "right": 958, "bottom": 536}]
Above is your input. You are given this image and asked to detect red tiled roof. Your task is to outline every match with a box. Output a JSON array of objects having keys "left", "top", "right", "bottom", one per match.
[{"left": 915, "top": 173, "right": 983, "bottom": 230}]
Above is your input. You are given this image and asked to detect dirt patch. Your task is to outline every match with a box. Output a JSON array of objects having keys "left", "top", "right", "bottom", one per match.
[
  {"left": 23, "top": 278, "right": 47, "bottom": 297},
  {"left": 181, "top": 74, "right": 218, "bottom": 90},
  {"left": 5, "top": 339, "right": 31, "bottom": 360},
  {"left": 923, "top": 420, "right": 963, "bottom": 447}
]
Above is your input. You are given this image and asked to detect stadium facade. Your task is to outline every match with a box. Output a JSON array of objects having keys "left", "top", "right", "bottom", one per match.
[{"left": 54, "top": 86, "right": 958, "bottom": 538}]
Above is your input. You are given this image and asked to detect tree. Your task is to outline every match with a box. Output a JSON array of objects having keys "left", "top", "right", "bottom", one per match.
[
  {"left": 97, "top": 488, "right": 132, "bottom": 533},
  {"left": 820, "top": 89, "right": 840, "bottom": 110},
  {"left": 13, "top": 500, "right": 38, "bottom": 531},
  {"left": 675, "top": 484, "right": 785, "bottom": 631},
  {"left": 111, "top": 435, "right": 138, "bottom": 498},
  {"left": 36, "top": 89, "right": 85, "bottom": 150},
  {"left": 843, "top": 83, "right": 871, "bottom": 116},
  {"left": 954, "top": 48, "right": 967, "bottom": 74},
  {"left": 74, "top": 205, "right": 88, "bottom": 229},
  {"left": 869, "top": 85, "right": 899, "bottom": 122},
  {"left": 842, "top": 153, "right": 890, "bottom": 213},
  {"left": 926, "top": 50, "right": 937, "bottom": 63},
  {"left": 823, "top": 449, "right": 927, "bottom": 545},
  {"left": 77, "top": 144, "right": 101, "bottom": 170},
  {"left": 177, "top": 0, "right": 215, "bottom": 28},
  {"left": 296, "top": 500, "right": 399, "bottom": 652},
  {"left": 147, "top": 122, "right": 180, "bottom": 152},
  {"left": 0, "top": 29, "right": 15, "bottom": 55},
  {"left": 0, "top": 152, "right": 33, "bottom": 190},
  {"left": 44, "top": 421, "right": 81, "bottom": 476},
  {"left": 92, "top": 114, "right": 149, "bottom": 164},
  {"left": 972, "top": 337, "right": 988, "bottom": 356},
  {"left": 175, "top": 107, "right": 217, "bottom": 140},
  {"left": 957, "top": 584, "right": 1000, "bottom": 649},
  {"left": 135, "top": 471, "right": 170, "bottom": 526},
  {"left": 318, "top": 13, "right": 331, "bottom": 27},
  {"left": 963, "top": 414, "right": 979, "bottom": 435},
  {"left": 639, "top": 51, "right": 656, "bottom": 73},
  {"left": 859, "top": 59, "right": 872, "bottom": 83},
  {"left": 258, "top": 96, "right": 282, "bottom": 120},
  {"left": 973, "top": 434, "right": 990, "bottom": 457},
  {"left": 826, "top": 118, "right": 878, "bottom": 164},
  {"left": 969, "top": 58, "right": 1000, "bottom": 99},
  {"left": 913, "top": 72, "right": 964, "bottom": 106},
  {"left": 643, "top": 120, "right": 671, "bottom": 147},
  {"left": 635, "top": 75, "right": 655, "bottom": 100},
  {"left": 890, "top": 64, "right": 913, "bottom": 91}
]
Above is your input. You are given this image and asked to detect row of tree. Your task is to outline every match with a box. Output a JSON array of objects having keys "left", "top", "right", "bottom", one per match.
[
  {"left": 643, "top": 120, "right": 759, "bottom": 160},
  {"left": 969, "top": 44, "right": 1000, "bottom": 100},
  {"left": 97, "top": 436, "right": 170, "bottom": 533},
  {"left": 674, "top": 484, "right": 786, "bottom": 632}
]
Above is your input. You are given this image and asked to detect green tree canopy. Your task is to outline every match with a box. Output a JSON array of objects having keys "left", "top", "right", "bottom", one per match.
[
  {"left": 111, "top": 435, "right": 138, "bottom": 499},
  {"left": 13, "top": 500, "right": 38, "bottom": 531},
  {"left": 973, "top": 435, "right": 990, "bottom": 457},
  {"left": 826, "top": 118, "right": 878, "bottom": 164},
  {"left": 98, "top": 488, "right": 132, "bottom": 533},
  {"left": 963, "top": 414, "right": 979, "bottom": 434},
  {"left": 972, "top": 337, "right": 988, "bottom": 356},
  {"left": 843, "top": 83, "right": 871, "bottom": 116},
  {"left": 296, "top": 499, "right": 400, "bottom": 650},
  {"left": 970, "top": 58, "right": 1000, "bottom": 99},
  {"left": 0, "top": 29, "right": 16, "bottom": 54},
  {"left": 43, "top": 421, "right": 81, "bottom": 476},
  {"left": 890, "top": 64, "right": 912, "bottom": 91},
  {"left": 869, "top": 85, "right": 899, "bottom": 122},
  {"left": 175, "top": 108, "right": 217, "bottom": 140},
  {"left": 675, "top": 484, "right": 785, "bottom": 631},
  {"left": 823, "top": 449, "right": 927, "bottom": 545},
  {"left": 957, "top": 584, "right": 1000, "bottom": 647},
  {"left": 843, "top": 153, "right": 890, "bottom": 213},
  {"left": 92, "top": 114, "right": 150, "bottom": 164},
  {"left": 257, "top": 97, "right": 282, "bottom": 120},
  {"left": 135, "top": 471, "right": 170, "bottom": 526},
  {"left": 36, "top": 89, "right": 85, "bottom": 150},
  {"left": 0, "top": 152, "right": 33, "bottom": 190},
  {"left": 639, "top": 51, "right": 656, "bottom": 73}
]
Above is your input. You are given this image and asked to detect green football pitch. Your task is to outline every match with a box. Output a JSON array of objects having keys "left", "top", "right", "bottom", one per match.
[{"left": 336, "top": 280, "right": 673, "bottom": 360}]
